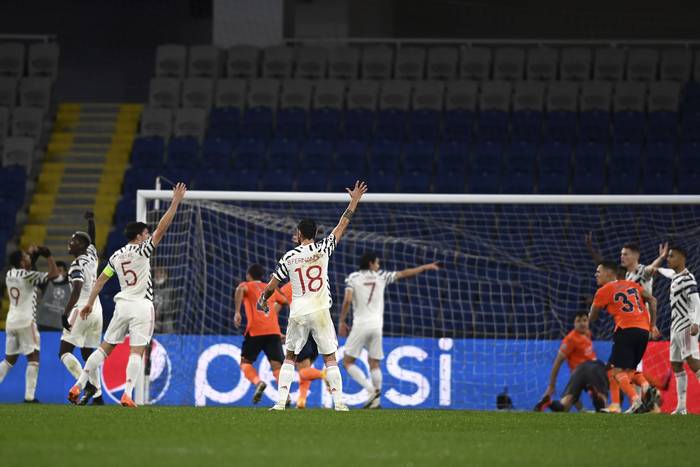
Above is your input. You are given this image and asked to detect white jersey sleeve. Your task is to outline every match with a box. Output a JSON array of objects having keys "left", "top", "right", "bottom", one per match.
[{"left": 5, "top": 268, "right": 49, "bottom": 329}]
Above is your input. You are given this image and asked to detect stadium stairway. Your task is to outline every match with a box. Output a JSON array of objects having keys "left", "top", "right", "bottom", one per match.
[{"left": 22, "top": 103, "right": 141, "bottom": 264}]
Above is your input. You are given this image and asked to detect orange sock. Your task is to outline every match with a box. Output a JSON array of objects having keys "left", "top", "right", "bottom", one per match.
[
  {"left": 299, "top": 367, "right": 323, "bottom": 381},
  {"left": 607, "top": 369, "right": 621, "bottom": 407},
  {"left": 299, "top": 379, "right": 311, "bottom": 401},
  {"left": 273, "top": 368, "right": 280, "bottom": 384},
  {"left": 631, "top": 371, "right": 649, "bottom": 391},
  {"left": 615, "top": 371, "right": 639, "bottom": 402},
  {"left": 241, "top": 363, "right": 260, "bottom": 385}
]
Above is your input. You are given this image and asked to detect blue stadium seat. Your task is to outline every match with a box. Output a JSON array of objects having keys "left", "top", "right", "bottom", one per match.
[
  {"left": 329, "top": 170, "right": 361, "bottom": 192},
  {"left": 131, "top": 136, "right": 165, "bottom": 168},
  {"left": 233, "top": 139, "right": 267, "bottom": 170},
  {"left": 539, "top": 142, "right": 571, "bottom": 174},
  {"left": 538, "top": 169, "right": 569, "bottom": 194},
  {"left": 642, "top": 166, "right": 674, "bottom": 194},
  {"left": 166, "top": 136, "right": 200, "bottom": 168},
  {"left": 507, "top": 141, "right": 537, "bottom": 160},
  {"left": 208, "top": 107, "right": 240, "bottom": 143},
  {"left": 436, "top": 141, "right": 469, "bottom": 172},
  {"left": 607, "top": 156, "right": 640, "bottom": 194},
  {"left": 343, "top": 109, "right": 375, "bottom": 141},
  {"left": 241, "top": 106, "right": 274, "bottom": 140},
  {"left": 680, "top": 111, "right": 700, "bottom": 142},
  {"left": 408, "top": 109, "right": 441, "bottom": 142},
  {"left": 572, "top": 165, "right": 605, "bottom": 194},
  {"left": 443, "top": 110, "right": 475, "bottom": 142},
  {"left": 544, "top": 111, "right": 577, "bottom": 143},
  {"left": 276, "top": 108, "right": 307, "bottom": 141},
  {"left": 613, "top": 111, "right": 646, "bottom": 143},
  {"left": 193, "top": 169, "right": 234, "bottom": 190},
  {"left": 122, "top": 168, "right": 158, "bottom": 194},
  {"left": 399, "top": 171, "right": 431, "bottom": 193},
  {"left": 579, "top": 111, "right": 610, "bottom": 142},
  {"left": 645, "top": 142, "right": 676, "bottom": 171},
  {"left": 575, "top": 142, "right": 607, "bottom": 171},
  {"left": 647, "top": 111, "right": 678, "bottom": 142},
  {"left": 301, "top": 139, "right": 334, "bottom": 171},
  {"left": 309, "top": 108, "right": 341, "bottom": 140},
  {"left": 201, "top": 137, "right": 232, "bottom": 168},
  {"left": 366, "top": 170, "right": 397, "bottom": 192},
  {"left": 297, "top": 169, "right": 329, "bottom": 192},
  {"left": 478, "top": 110, "right": 509, "bottom": 142},
  {"left": 468, "top": 166, "right": 500, "bottom": 193},
  {"left": 229, "top": 169, "right": 260, "bottom": 190},
  {"left": 335, "top": 140, "right": 367, "bottom": 172},
  {"left": 113, "top": 195, "right": 136, "bottom": 226},
  {"left": 375, "top": 109, "right": 407, "bottom": 141},
  {"left": 677, "top": 171, "right": 700, "bottom": 194},
  {"left": 501, "top": 169, "right": 535, "bottom": 194},
  {"left": 511, "top": 110, "right": 543, "bottom": 142},
  {"left": 260, "top": 169, "right": 296, "bottom": 191},
  {"left": 473, "top": 140, "right": 503, "bottom": 160},
  {"left": 369, "top": 140, "right": 401, "bottom": 171},
  {"left": 404, "top": 141, "right": 435, "bottom": 172},
  {"left": 267, "top": 138, "right": 300, "bottom": 169}
]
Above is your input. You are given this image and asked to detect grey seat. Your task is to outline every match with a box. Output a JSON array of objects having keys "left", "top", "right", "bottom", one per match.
[
  {"left": 362, "top": 45, "right": 393, "bottom": 80},
  {"left": 594, "top": 47, "right": 626, "bottom": 81},
  {"left": 412, "top": 81, "right": 445, "bottom": 111},
  {"left": 174, "top": 107, "right": 207, "bottom": 140},
  {"left": 395, "top": 47, "right": 426, "bottom": 80},
  {"left": 140, "top": 108, "right": 173, "bottom": 138},
  {"left": 380, "top": 80, "right": 411, "bottom": 110},
  {"left": 626, "top": 48, "right": 659, "bottom": 81},
  {"left": 648, "top": 81, "right": 681, "bottom": 112},
  {"left": 445, "top": 81, "right": 478, "bottom": 111},
  {"left": 546, "top": 82, "right": 579, "bottom": 112},
  {"left": 580, "top": 81, "right": 612, "bottom": 112},
  {"left": 247, "top": 79, "right": 280, "bottom": 109},
  {"left": 693, "top": 51, "right": 700, "bottom": 82},
  {"left": 527, "top": 47, "right": 557, "bottom": 81},
  {"left": 28, "top": 43, "right": 59, "bottom": 78},
  {"left": 329, "top": 46, "right": 359, "bottom": 80},
  {"left": 0, "top": 107, "right": 8, "bottom": 147},
  {"left": 155, "top": 44, "right": 187, "bottom": 78},
  {"left": 427, "top": 47, "right": 458, "bottom": 80},
  {"left": 182, "top": 77, "right": 214, "bottom": 109},
  {"left": 149, "top": 77, "right": 181, "bottom": 109},
  {"left": 513, "top": 81, "right": 545, "bottom": 112},
  {"left": 214, "top": 79, "right": 246, "bottom": 109},
  {"left": 0, "top": 77, "right": 17, "bottom": 109},
  {"left": 347, "top": 80, "right": 379, "bottom": 110},
  {"left": 295, "top": 46, "right": 327, "bottom": 79},
  {"left": 661, "top": 48, "right": 691, "bottom": 82},
  {"left": 560, "top": 47, "right": 592, "bottom": 81},
  {"left": 480, "top": 80, "right": 512, "bottom": 111},
  {"left": 281, "top": 79, "right": 312, "bottom": 110},
  {"left": 0, "top": 43, "right": 25, "bottom": 77},
  {"left": 11, "top": 107, "right": 44, "bottom": 139},
  {"left": 460, "top": 47, "right": 492, "bottom": 81},
  {"left": 263, "top": 46, "right": 294, "bottom": 79},
  {"left": 227, "top": 45, "right": 259, "bottom": 79},
  {"left": 494, "top": 48, "right": 525, "bottom": 81},
  {"left": 614, "top": 81, "right": 646, "bottom": 112},
  {"left": 188, "top": 45, "right": 223, "bottom": 77},
  {"left": 2, "top": 136, "right": 34, "bottom": 173},
  {"left": 19, "top": 77, "right": 52, "bottom": 109},
  {"left": 312, "top": 80, "right": 345, "bottom": 110}
]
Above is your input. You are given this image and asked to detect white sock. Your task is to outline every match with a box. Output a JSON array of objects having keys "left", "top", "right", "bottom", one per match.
[
  {"left": 60, "top": 353, "right": 82, "bottom": 379},
  {"left": 25, "top": 362, "right": 39, "bottom": 401},
  {"left": 370, "top": 367, "right": 382, "bottom": 393},
  {"left": 276, "top": 362, "right": 295, "bottom": 406},
  {"left": 325, "top": 364, "right": 344, "bottom": 407},
  {"left": 346, "top": 363, "right": 374, "bottom": 393},
  {"left": 77, "top": 348, "right": 106, "bottom": 389},
  {"left": 91, "top": 365, "right": 102, "bottom": 398},
  {"left": 124, "top": 353, "right": 142, "bottom": 399},
  {"left": 0, "top": 360, "right": 12, "bottom": 383},
  {"left": 675, "top": 371, "right": 687, "bottom": 410}
]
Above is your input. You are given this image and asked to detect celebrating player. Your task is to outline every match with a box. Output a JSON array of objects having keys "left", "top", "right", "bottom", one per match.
[
  {"left": 338, "top": 252, "right": 440, "bottom": 408},
  {"left": 68, "top": 182, "right": 187, "bottom": 407},
  {"left": 655, "top": 245, "right": 700, "bottom": 414},
  {"left": 257, "top": 180, "right": 368, "bottom": 411},
  {"left": 59, "top": 211, "right": 105, "bottom": 405},
  {"left": 589, "top": 261, "right": 658, "bottom": 413},
  {"left": 233, "top": 263, "right": 288, "bottom": 404},
  {"left": 0, "top": 246, "right": 59, "bottom": 402}
]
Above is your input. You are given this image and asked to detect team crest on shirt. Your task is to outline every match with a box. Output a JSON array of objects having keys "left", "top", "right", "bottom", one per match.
[{"left": 102, "top": 337, "right": 171, "bottom": 404}]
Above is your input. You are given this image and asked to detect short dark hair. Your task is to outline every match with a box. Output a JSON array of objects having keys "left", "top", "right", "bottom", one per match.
[
  {"left": 9, "top": 250, "right": 23, "bottom": 268},
  {"left": 622, "top": 242, "right": 640, "bottom": 254},
  {"left": 73, "top": 231, "right": 91, "bottom": 248},
  {"left": 599, "top": 260, "right": 619, "bottom": 275},
  {"left": 359, "top": 252, "right": 379, "bottom": 270},
  {"left": 297, "top": 218, "right": 317, "bottom": 241},
  {"left": 670, "top": 244, "right": 688, "bottom": 258},
  {"left": 125, "top": 222, "right": 149, "bottom": 241},
  {"left": 574, "top": 311, "right": 589, "bottom": 319},
  {"left": 56, "top": 261, "right": 68, "bottom": 271},
  {"left": 247, "top": 264, "right": 265, "bottom": 281},
  {"left": 616, "top": 266, "right": 628, "bottom": 280}
]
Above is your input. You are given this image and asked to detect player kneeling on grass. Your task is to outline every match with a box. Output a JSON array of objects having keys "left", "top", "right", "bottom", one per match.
[
  {"left": 257, "top": 181, "right": 368, "bottom": 411},
  {"left": 0, "top": 246, "right": 59, "bottom": 402},
  {"left": 68, "top": 183, "right": 187, "bottom": 407}
]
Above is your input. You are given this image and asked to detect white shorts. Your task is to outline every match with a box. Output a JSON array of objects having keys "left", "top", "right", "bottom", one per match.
[
  {"left": 61, "top": 298, "right": 103, "bottom": 349},
  {"left": 286, "top": 308, "right": 338, "bottom": 356},
  {"left": 670, "top": 327, "right": 700, "bottom": 362},
  {"left": 5, "top": 323, "right": 40, "bottom": 356},
  {"left": 104, "top": 298, "right": 155, "bottom": 347},
  {"left": 344, "top": 325, "right": 384, "bottom": 360}
]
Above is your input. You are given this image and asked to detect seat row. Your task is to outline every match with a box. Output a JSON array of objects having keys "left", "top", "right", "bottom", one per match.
[
  {"left": 0, "top": 42, "right": 59, "bottom": 78},
  {"left": 155, "top": 43, "right": 700, "bottom": 83},
  {"left": 0, "top": 76, "right": 54, "bottom": 110},
  {"left": 148, "top": 78, "right": 682, "bottom": 114},
  {"left": 0, "top": 106, "right": 47, "bottom": 143}
]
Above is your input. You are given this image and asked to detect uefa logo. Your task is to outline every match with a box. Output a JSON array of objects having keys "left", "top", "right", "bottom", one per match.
[{"left": 101, "top": 337, "right": 172, "bottom": 404}]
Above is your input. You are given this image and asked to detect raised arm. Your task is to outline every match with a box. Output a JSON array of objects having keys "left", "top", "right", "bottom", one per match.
[
  {"left": 544, "top": 351, "right": 567, "bottom": 397},
  {"left": 338, "top": 288, "right": 353, "bottom": 337},
  {"left": 233, "top": 283, "right": 247, "bottom": 329},
  {"left": 257, "top": 276, "right": 281, "bottom": 313},
  {"left": 395, "top": 262, "right": 441, "bottom": 281},
  {"left": 151, "top": 183, "right": 187, "bottom": 247},
  {"left": 331, "top": 180, "right": 367, "bottom": 244},
  {"left": 644, "top": 242, "right": 669, "bottom": 276},
  {"left": 584, "top": 232, "right": 604, "bottom": 266},
  {"left": 79, "top": 270, "right": 111, "bottom": 319},
  {"left": 85, "top": 211, "right": 96, "bottom": 245}
]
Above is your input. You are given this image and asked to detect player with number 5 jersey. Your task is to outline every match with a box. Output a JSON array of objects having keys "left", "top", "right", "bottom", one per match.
[
  {"left": 68, "top": 183, "right": 188, "bottom": 408},
  {"left": 258, "top": 180, "right": 368, "bottom": 411}
]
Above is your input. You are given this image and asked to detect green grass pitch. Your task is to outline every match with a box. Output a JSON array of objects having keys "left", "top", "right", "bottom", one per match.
[{"left": 1, "top": 405, "right": 698, "bottom": 467}]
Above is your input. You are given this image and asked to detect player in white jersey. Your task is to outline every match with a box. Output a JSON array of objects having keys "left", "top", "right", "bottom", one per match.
[
  {"left": 339, "top": 252, "right": 440, "bottom": 408},
  {"left": 654, "top": 245, "right": 700, "bottom": 414},
  {"left": 0, "top": 246, "right": 59, "bottom": 402},
  {"left": 258, "top": 180, "right": 368, "bottom": 411},
  {"left": 68, "top": 183, "right": 187, "bottom": 407},
  {"left": 58, "top": 211, "right": 105, "bottom": 405}
]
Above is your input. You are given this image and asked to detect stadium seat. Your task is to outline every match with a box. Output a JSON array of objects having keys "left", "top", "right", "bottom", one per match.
[
  {"left": 347, "top": 80, "right": 379, "bottom": 111},
  {"left": 443, "top": 109, "right": 475, "bottom": 142},
  {"left": 247, "top": 79, "right": 280, "bottom": 109},
  {"left": 0, "top": 107, "right": 8, "bottom": 147},
  {"left": 433, "top": 170, "right": 465, "bottom": 193},
  {"left": 395, "top": 47, "right": 426, "bottom": 80},
  {"left": 182, "top": 77, "right": 214, "bottom": 109},
  {"left": 375, "top": 108, "right": 406, "bottom": 141},
  {"left": 328, "top": 46, "right": 359, "bottom": 80},
  {"left": 575, "top": 141, "right": 607, "bottom": 171},
  {"left": 594, "top": 47, "right": 625, "bottom": 81},
  {"left": 572, "top": 164, "right": 605, "bottom": 194},
  {"left": 140, "top": 108, "right": 173, "bottom": 138},
  {"left": 660, "top": 48, "right": 691, "bottom": 82},
  {"left": 478, "top": 110, "right": 509, "bottom": 141},
  {"left": 2, "top": 137, "right": 34, "bottom": 173},
  {"left": 344, "top": 108, "right": 375, "bottom": 141},
  {"left": 201, "top": 137, "right": 232, "bottom": 168},
  {"left": 0, "top": 77, "right": 17, "bottom": 109},
  {"left": 437, "top": 141, "right": 469, "bottom": 172},
  {"left": 493, "top": 47, "right": 525, "bottom": 81},
  {"left": 513, "top": 81, "right": 545, "bottom": 112},
  {"left": 427, "top": 46, "right": 458, "bottom": 80},
  {"left": 613, "top": 111, "right": 646, "bottom": 143},
  {"left": 526, "top": 47, "right": 557, "bottom": 81},
  {"left": 309, "top": 107, "right": 341, "bottom": 140},
  {"left": 11, "top": 107, "right": 43, "bottom": 139},
  {"left": 546, "top": 82, "right": 579, "bottom": 112},
  {"left": 579, "top": 111, "right": 610, "bottom": 142},
  {"left": 365, "top": 170, "right": 396, "bottom": 192},
  {"left": 0, "top": 43, "right": 24, "bottom": 77},
  {"left": 613, "top": 81, "right": 646, "bottom": 112},
  {"left": 468, "top": 166, "right": 500, "bottom": 193},
  {"left": 511, "top": 110, "right": 542, "bottom": 142},
  {"left": 607, "top": 158, "right": 640, "bottom": 194},
  {"left": 281, "top": 79, "right": 312, "bottom": 111},
  {"left": 268, "top": 138, "right": 300, "bottom": 169},
  {"left": 131, "top": 136, "right": 165, "bottom": 168},
  {"left": 166, "top": 136, "right": 200, "bottom": 168},
  {"left": 19, "top": 77, "right": 52, "bottom": 109},
  {"left": 473, "top": 140, "right": 503, "bottom": 161},
  {"left": 301, "top": 139, "right": 334, "bottom": 171},
  {"left": 227, "top": 45, "right": 259, "bottom": 79},
  {"left": 642, "top": 165, "right": 674, "bottom": 194},
  {"left": 408, "top": 109, "right": 441, "bottom": 142},
  {"left": 647, "top": 111, "right": 678, "bottom": 143},
  {"left": 27, "top": 43, "right": 59, "bottom": 78},
  {"left": 560, "top": 47, "right": 592, "bottom": 81},
  {"left": 295, "top": 46, "right": 327, "bottom": 80},
  {"left": 214, "top": 79, "right": 246, "bottom": 110},
  {"left": 230, "top": 169, "right": 260, "bottom": 191},
  {"left": 580, "top": 81, "right": 612, "bottom": 112},
  {"left": 234, "top": 139, "right": 267, "bottom": 170},
  {"left": 648, "top": 81, "right": 681, "bottom": 113},
  {"left": 399, "top": 171, "right": 431, "bottom": 192},
  {"left": 313, "top": 80, "right": 345, "bottom": 110},
  {"left": 174, "top": 107, "right": 207, "bottom": 140},
  {"left": 329, "top": 169, "right": 363, "bottom": 192},
  {"left": 369, "top": 140, "right": 402, "bottom": 171},
  {"left": 404, "top": 141, "right": 435, "bottom": 172},
  {"left": 207, "top": 106, "right": 240, "bottom": 142},
  {"left": 380, "top": 80, "right": 411, "bottom": 111},
  {"left": 297, "top": 169, "right": 329, "bottom": 191},
  {"left": 149, "top": 77, "right": 180, "bottom": 109},
  {"left": 260, "top": 168, "right": 296, "bottom": 191},
  {"left": 412, "top": 80, "right": 444, "bottom": 111},
  {"left": 335, "top": 139, "right": 367, "bottom": 171},
  {"left": 544, "top": 111, "right": 577, "bottom": 143},
  {"left": 501, "top": 169, "right": 535, "bottom": 194},
  {"left": 188, "top": 45, "right": 223, "bottom": 77},
  {"left": 677, "top": 171, "right": 700, "bottom": 194},
  {"left": 626, "top": 48, "right": 659, "bottom": 81},
  {"left": 539, "top": 141, "right": 572, "bottom": 175},
  {"left": 445, "top": 80, "right": 478, "bottom": 112},
  {"left": 241, "top": 106, "right": 274, "bottom": 140},
  {"left": 361, "top": 45, "right": 393, "bottom": 80},
  {"left": 263, "top": 46, "right": 294, "bottom": 79},
  {"left": 480, "top": 81, "right": 512, "bottom": 112},
  {"left": 155, "top": 44, "right": 187, "bottom": 78},
  {"left": 460, "top": 47, "right": 491, "bottom": 81},
  {"left": 193, "top": 169, "right": 234, "bottom": 190}
]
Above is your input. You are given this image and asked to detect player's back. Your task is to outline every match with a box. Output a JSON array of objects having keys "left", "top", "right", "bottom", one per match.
[
  {"left": 109, "top": 238, "right": 155, "bottom": 302},
  {"left": 561, "top": 329, "right": 596, "bottom": 370},
  {"left": 5, "top": 268, "right": 48, "bottom": 329},
  {"left": 274, "top": 234, "right": 336, "bottom": 317},
  {"left": 241, "top": 280, "right": 282, "bottom": 336},
  {"left": 595, "top": 279, "right": 650, "bottom": 331},
  {"left": 70, "top": 244, "right": 100, "bottom": 305},
  {"left": 345, "top": 269, "right": 396, "bottom": 328}
]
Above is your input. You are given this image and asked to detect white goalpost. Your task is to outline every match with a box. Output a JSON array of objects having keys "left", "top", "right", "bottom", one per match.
[{"left": 134, "top": 190, "right": 700, "bottom": 408}]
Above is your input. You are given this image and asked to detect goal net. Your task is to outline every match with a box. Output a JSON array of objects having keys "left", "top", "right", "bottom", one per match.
[{"left": 137, "top": 190, "right": 700, "bottom": 409}]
